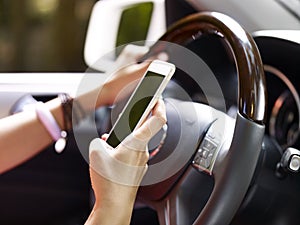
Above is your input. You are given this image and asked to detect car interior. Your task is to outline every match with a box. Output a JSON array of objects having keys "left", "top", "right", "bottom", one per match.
[{"left": 0, "top": 0, "right": 300, "bottom": 225}]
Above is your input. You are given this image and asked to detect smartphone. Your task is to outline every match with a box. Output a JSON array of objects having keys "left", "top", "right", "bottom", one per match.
[{"left": 106, "top": 60, "right": 176, "bottom": 148}]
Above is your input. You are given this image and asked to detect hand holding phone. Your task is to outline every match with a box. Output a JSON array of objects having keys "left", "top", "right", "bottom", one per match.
[{"left": 106, "top": 60, "right": 176, "bottom": 148}]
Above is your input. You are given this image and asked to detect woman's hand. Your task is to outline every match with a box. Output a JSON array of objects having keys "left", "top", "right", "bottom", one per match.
[
  {"left": 99, "top": 44, "right": 168, "bottom": 106},
  {"left": 100, "top": 45, "right": 151, "bottom": 106},
  {"left": 85, "top": 99, "right": 167, "bottom": 225}
]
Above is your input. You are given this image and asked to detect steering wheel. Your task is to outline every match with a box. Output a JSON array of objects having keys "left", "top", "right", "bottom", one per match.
[{"left": 136, "top": 12, "right": 267, "bottom": 225}]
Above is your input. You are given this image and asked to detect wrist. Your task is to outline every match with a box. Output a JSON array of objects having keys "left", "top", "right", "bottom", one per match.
[
  {"left": 94, "top": 182, "right": 139, "bottom": 206},
  {"left": 96, "top": 80, "right": 118, "bottom": 107},
  {"left": 87, "top": 197, "right": 135, "bottom": 225},
  {"left": 96, "top": 82, "right": 111, "bottom": 107}
]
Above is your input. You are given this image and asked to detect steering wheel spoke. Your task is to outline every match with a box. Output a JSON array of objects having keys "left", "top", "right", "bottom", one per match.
[{"left": 192, "top": 112, "right": 235, "bottom": 176}]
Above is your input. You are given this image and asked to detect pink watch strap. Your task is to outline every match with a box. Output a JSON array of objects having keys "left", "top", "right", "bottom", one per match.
[{"left": 35, "top": 101, "right": 61, "bottom": 141}]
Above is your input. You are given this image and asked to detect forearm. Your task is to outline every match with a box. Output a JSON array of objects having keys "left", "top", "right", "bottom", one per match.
[
  {"left": 0, "top": 98, "right": 63, "bottom": 174},
  {"left": 0, "top": 72, "right": 133, "bottom": 174},
  {"left": 0, "top": 80, "right": 112, "bottom": 174},
  {"left": 0, "top": 60, "right": 149, "bottom": 174}
]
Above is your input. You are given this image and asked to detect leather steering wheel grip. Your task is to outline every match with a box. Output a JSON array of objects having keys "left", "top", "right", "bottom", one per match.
[
  {"left": 141, "top": 12, "right": 266, "bottom": 123},
  {"left": 142, "top": 12, "right": 267, "bottom": 225}
]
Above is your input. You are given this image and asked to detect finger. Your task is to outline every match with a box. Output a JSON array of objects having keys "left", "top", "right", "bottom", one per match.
[
  {"left": 101, "top": 133, "right": 109, "bottom": 141},
  {"left": 116, "top": 100, "right": 166, "bottom": 152},
  {"left": 113, "top": 45, "right": 150, "bottom": 74},
  {"left": 117, "top": 99, "right": 166, "bottom": 152},
  {"left": 116, "top": 34, "right": 170, "bottom": 63},
  {"left": 133, "top": 99, "right": 167, "bottom": 141},
  {"left": 116, "top": 44, "right": 150, "bottom": 63},
  {"left": 157, "top": 52, "right": 169, "bottom": 61},
  {"left": 151, "top": 98, "right": 167, "bottom": 121}
]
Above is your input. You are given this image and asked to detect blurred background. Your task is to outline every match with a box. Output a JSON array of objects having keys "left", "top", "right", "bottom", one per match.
[{"left": 0, "top": 0, "right": 97, "bottom": 72}]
